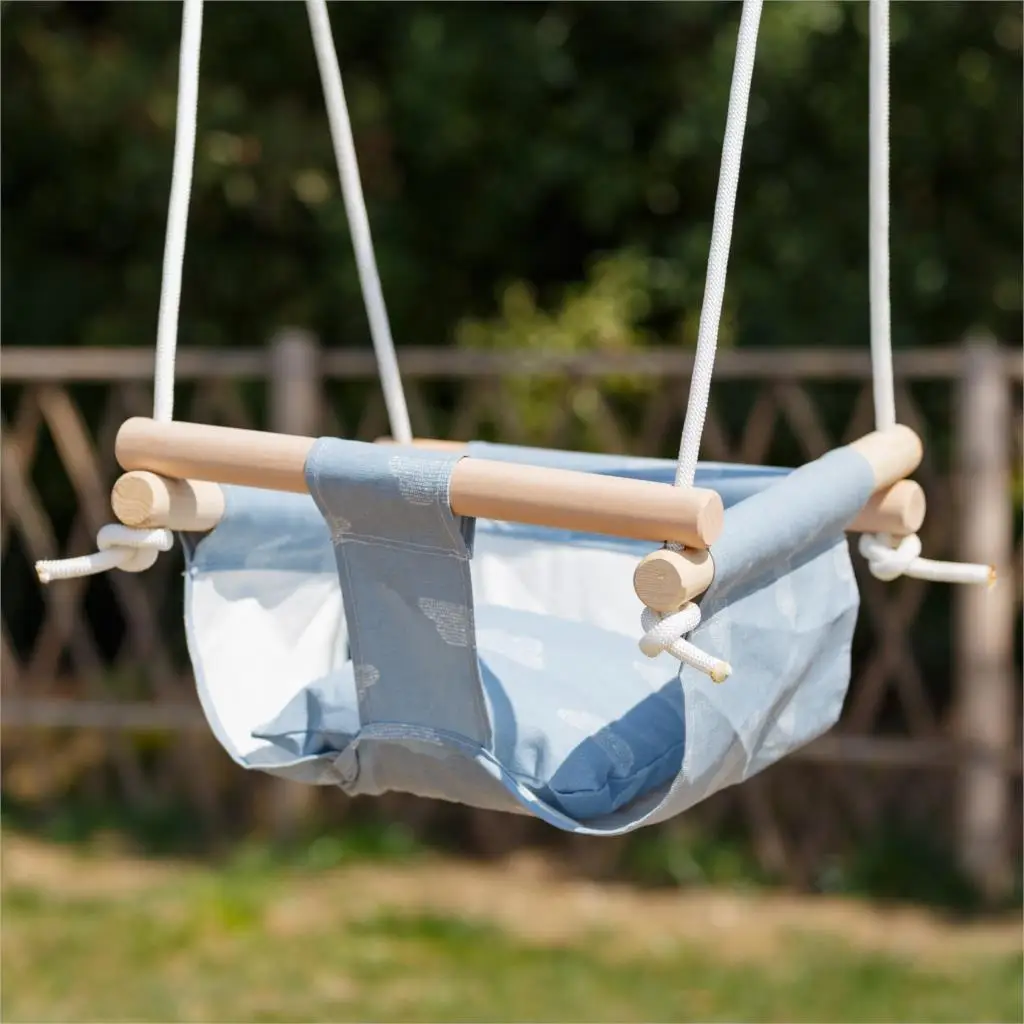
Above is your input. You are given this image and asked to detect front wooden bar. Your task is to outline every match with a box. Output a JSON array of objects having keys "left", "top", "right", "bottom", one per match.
[{"left": 114, "top": 418, "right": 723, "bottom": 548}]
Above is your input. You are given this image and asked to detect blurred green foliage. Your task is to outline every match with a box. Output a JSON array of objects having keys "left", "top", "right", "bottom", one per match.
[{"left": 2, "top": 1, "right": 1020, "bottom": 356}]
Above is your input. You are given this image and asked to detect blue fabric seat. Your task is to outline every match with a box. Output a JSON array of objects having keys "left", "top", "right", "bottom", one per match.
[{"left": 183, "top": 440, "right": 873, "bottom": 834}]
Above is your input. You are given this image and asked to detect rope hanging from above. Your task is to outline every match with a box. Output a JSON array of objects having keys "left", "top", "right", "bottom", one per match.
[
  {"left": 305, "top": 0, "right": 411, "bottom": 446},
  {"left": 35, "top": 0, "right": 205, "bottom": 583},
  {"left": 639, "top": 0, "right": 992, "bottom": 679},
  {"left": 639, "top": 0, "right": 764, "bottom": 682},
  {"left": 858, "top": 0, "right": 990, "bottom": 587},
  {"left": 36, "top": 0, "right": 411, "bottom": 583}
]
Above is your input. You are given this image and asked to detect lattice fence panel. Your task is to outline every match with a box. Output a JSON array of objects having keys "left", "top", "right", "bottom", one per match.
[{"left": 1, "top": 346, "right": 1019, "bottom": 883}]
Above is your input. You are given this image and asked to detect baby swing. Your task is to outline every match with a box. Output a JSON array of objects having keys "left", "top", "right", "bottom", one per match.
[{"left": 37, "top": 0, "right": 991, "bottom": 835}]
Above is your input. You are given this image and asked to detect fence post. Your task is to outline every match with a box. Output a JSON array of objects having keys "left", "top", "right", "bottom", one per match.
[
  {"left": 954, "top": 334, "right": 1014, "bottom": 902},
  {"left": 270, "top": 326, "right": 322, "bottom": 438},
  {"left": 267, "top": 327, "right": 322, "bottom": 841}
]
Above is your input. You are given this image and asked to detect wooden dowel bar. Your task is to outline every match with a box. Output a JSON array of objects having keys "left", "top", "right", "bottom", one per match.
[
  {"left": 113, "top": 420, "right": 929, "bottom": 537},
  {"left": 448, "top": 458, "right": 722, "bottom": 547},
  {"left": 633, "top": 427, "right": 929, "bottom": 613},
  {"left": 109, "top": 418, "right": 934, "bottom": 634},
  {"left": 631, "top": 479, "right": 927, "bottom": 612},
  {"left": 113, "top": 420, "right": 932, "bottom": 621},
  {"left": 374, "top": 437, "right": 466, "bottom": 450},
  {"left": 847, "top": 479, "right": 925, "bottom": 536},
  {"left": 116, "top": 417, "right": 315, "bottom": 494},
  {"left": 111, "top": 470, "right": 927, "bottom": 539},
  {"left": 633, "top": 548, "right": 715, "bottom": 613},
  {"left": 848, "top": 425, "right": 923, "bottom": 489},
  {"left": 112, "top": 472, "right": 226, "bottom": 532},
  {"left": 377, "top": 434, "right": 927, "bottom": 537},
  {"left": 114, "top": 419, "right": 724, "bottom": 548}
]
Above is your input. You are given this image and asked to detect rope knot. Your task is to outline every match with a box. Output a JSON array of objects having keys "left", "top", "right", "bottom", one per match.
[
  {"left": 97, "top": 524, "right": 174, "bottom": 573},
  {"left": 36, "top": 525, "right": 173, "bottom": 584},
  {"left": 639, "top": 603, "right": 732, "bottom": 683},
  {"left": 858, "top": 531, "right": 922, "bottom": 581},
  {"left": 857, "top": 530, "right": 994, "bottom": 587}
]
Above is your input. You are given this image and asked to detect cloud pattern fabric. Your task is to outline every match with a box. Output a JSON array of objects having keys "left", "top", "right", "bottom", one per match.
[{"left": 183, "top": 440, "right": 874, "bottom": 834}]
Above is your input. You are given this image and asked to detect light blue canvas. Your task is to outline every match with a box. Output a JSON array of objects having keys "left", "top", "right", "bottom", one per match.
[{"left": 184, "top": 442, "right": 875, "bottom": 833}]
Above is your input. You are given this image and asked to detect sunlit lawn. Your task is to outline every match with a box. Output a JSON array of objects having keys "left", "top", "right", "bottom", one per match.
[{"left": 3, "top": 837, "right": 1021, "bottom": 1023}]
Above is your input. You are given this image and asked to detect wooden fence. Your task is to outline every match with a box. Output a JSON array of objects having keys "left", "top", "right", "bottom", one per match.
[{"left": 1, "top": 336, "right": 1021, "bottom": 897}]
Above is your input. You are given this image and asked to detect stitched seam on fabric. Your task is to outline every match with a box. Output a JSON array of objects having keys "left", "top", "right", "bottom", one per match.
[
  {"left": 337, "top": 534, "right": 470, "bottom": 559},
  {"left": 454, "top": 555, "right": 491, "bottom": 749},
  {"left": 384, "top": 453, "right": 487, "bottom": 746},
  {"left": 435, "top": 458, "right": 468, "bottom": 554},
  {"left": 434, "top": 456, "right": 490, "bottom": 747},
  {"left": 303, "top": 444, "right": 365, "bottom": 783},
  {"left": 357, "top": 722, "right": 484, "bottom": 756},
  {"left": 351, "top": 723, "right": 547, "bottom": 789},
  {"left": 349, "top": 726, "right": 587, "bottom": 834},
  {"left": 338, "top": 548, "right": 367, "bottom": 728}
]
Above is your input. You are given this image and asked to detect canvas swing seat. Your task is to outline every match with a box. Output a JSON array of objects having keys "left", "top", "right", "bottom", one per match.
[
  {"left": 36, "top": 0, "right": 991, "bottom": 835},
  {"left": 180, "top": 441, "right": 881, "bottom": 833}
]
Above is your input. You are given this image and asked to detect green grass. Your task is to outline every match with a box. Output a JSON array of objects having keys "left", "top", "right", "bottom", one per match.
[
  {"left": 10, "top": 794, "right": 1016, "bottom": 916},
  {"left": 3, "top": 845, "right": 1021, "bottom": 1023}
]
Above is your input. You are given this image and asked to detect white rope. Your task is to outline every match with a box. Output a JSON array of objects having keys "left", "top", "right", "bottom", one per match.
[
  {"left": 640, "top": 606, "right": 732, "bottom": 683},
  {"left": 858, "top": 533, "right": 994, "bottom": 585},
  {"left": 639, "top": 0, "right": 762, "bottom": 681},
  {"left": 674, "top": 0, "right": 762, "bottom": 490},
  {"left": 153, "top": 0, "right": 203, "bottom": 425},
  {"left": 868, "top": 0, "right": 895, "bottom": 434},
  {"left": 863, "top": 0, "right": 990, "bottom": 588},
  {"left": 305, "top": 0, "right": 412, "bottom": 445},
  {"left": 36, "top": 0, "right": 203, "bottom": 584},
  {"left": 36, "top": 526, "right": 174, "bottom": 583},
  {"left": 37, "top": 0, "right": 419, "bottom": 585}
]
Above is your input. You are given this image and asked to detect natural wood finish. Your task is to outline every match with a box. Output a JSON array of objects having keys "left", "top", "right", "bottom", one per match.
[
  {"left": 847, "top": 479, "right": 926, "bottom": 535},
  {"left": 632, "top": 479, "right": 928, "bottom": 613},
  {"left": 111, "top": 471, "right": 929, "bottom": 544},
  {"left": 112, "top": 426, "right": 927, "bottom": 547},
  {"left": 114, "top": 418, "right": 724, "bottom": 547},
  {"left": 630, "top": 426, "right": 928, "bottom": 614},
  {"left": 848, "top": 425, "right": 923, "bottom": 489},
  {"left": 633, "top": 548, "right": 715, "bottom": 613},
  {"left": 112, "top": 472, "right": 225, "bottom": 531},
  {"left": 448, "top": 457, "right": 722, "bottom": 547},
  {"left": 378, "top": 437, "right": 925, "bottom": 535},
  {"left": 116, "top": 417, "right": 315, "bottom": 493},
  {"left": 374, "top": 436, "right": 467, "bottom": 450}
]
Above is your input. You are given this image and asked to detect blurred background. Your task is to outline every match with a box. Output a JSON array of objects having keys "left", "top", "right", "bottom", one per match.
[{"left": 1, "top": 1, "right": 1021, "bottom": 1021}]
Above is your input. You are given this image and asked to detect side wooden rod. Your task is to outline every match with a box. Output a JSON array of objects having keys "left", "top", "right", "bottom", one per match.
[
  {"left": 114, "top": 418, "right": 724, "bottom": 548},
  {"left": 632, "top": 424, "right": 927, "bottom": 612}
]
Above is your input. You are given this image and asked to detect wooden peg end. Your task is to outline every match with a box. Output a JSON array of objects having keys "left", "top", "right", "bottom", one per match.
[
  {"left": 112, "top": 471, "right": 225, "bottom": 532},
  {"left": 633, "top": 547, "right": 715, "bottom": 613},
  {"left": 849, "top": 479, "right": 926, "bottom": 536}
]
